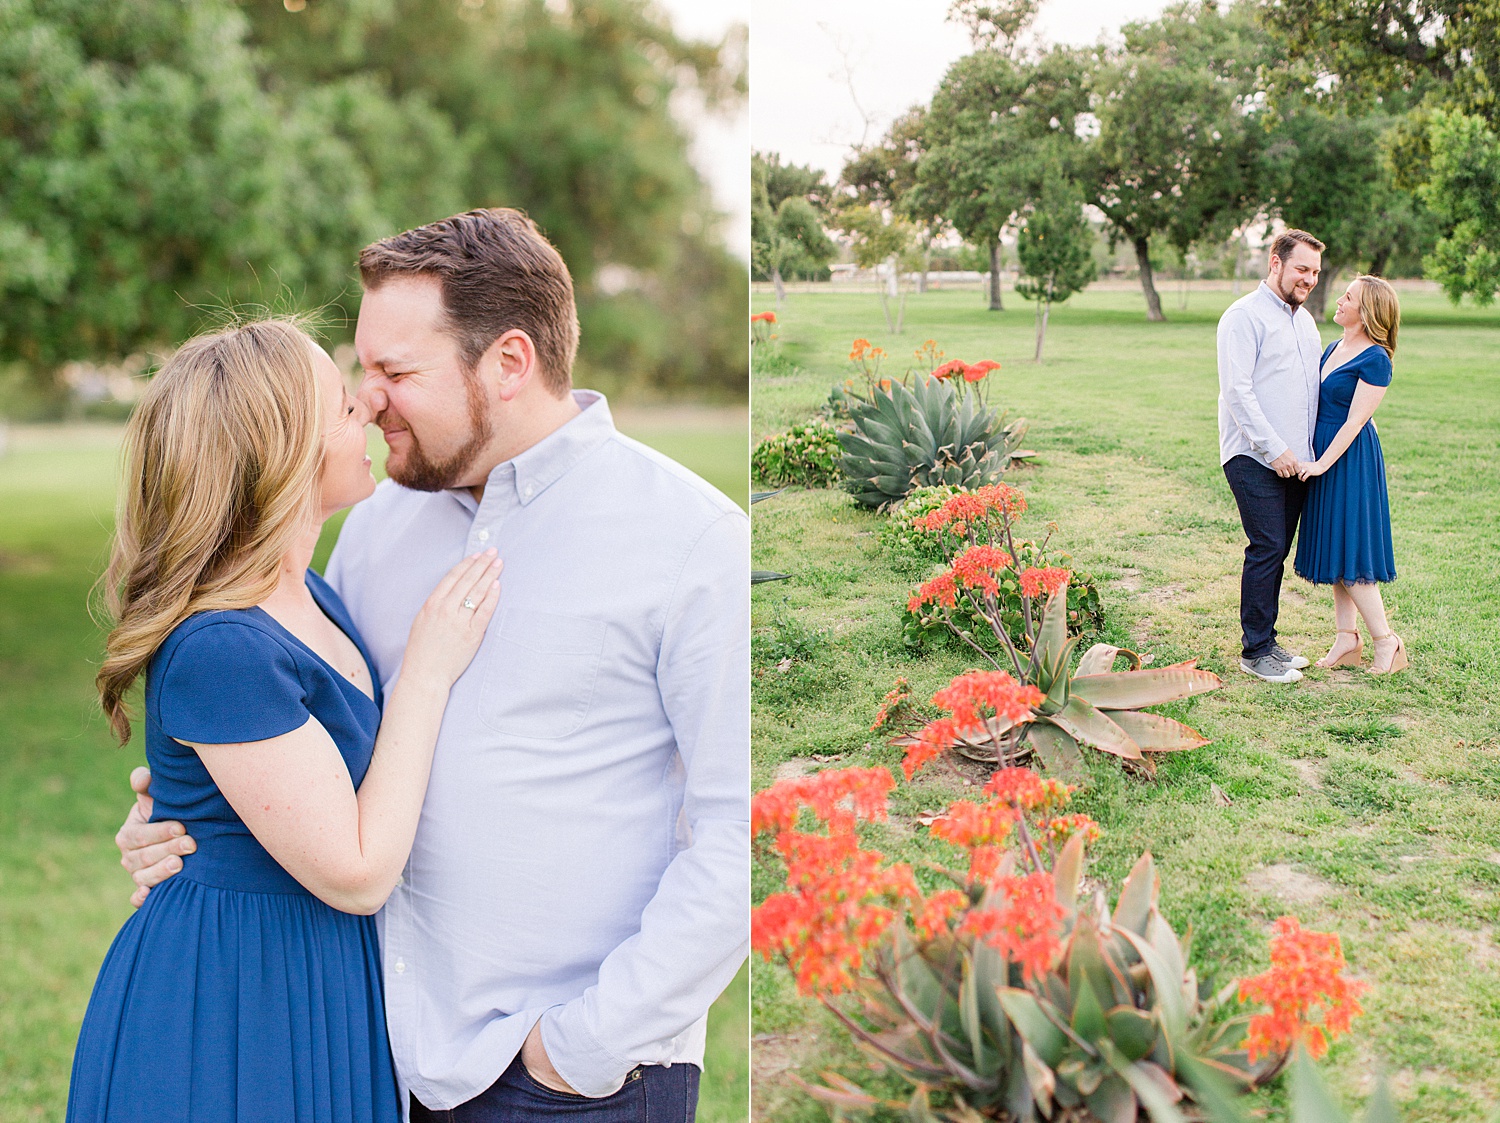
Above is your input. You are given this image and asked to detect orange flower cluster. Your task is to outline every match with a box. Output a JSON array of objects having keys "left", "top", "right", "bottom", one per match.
[
  {"left": 849, "top": 337, "right": 872, "bottom": 360},
  {"left": 751, "top": 765, "right": 918, "bottom": 995},
  {"left": 931, "top": 358, "right": 1001, "bottom": 383},
  {"left": 751, "top": 311, "right": 777, "bottom": 323},
  {"left": 901, "top": 676, "right": 1044, "bottom": 780},
  {"left": 1039, "top": 812, "right": 1101, "bottom": 846},
  {"left": 916, "top": 483, "right": 1027, "bottom": 534},
  {"left": 753, "top": 832, "right": 919, "bottom": 994},
  {"left": 751, "top": 766, "right": 897, "bottom": 836},
  {"left": 1238, "top": 916, "right": 1369, "bottom": 1063},
  {"left": 1018, "top": 566, "right": 1071, "bottom": 599},
  {"left": 959, "top": 871, "right": 1066, "bottom": 981},
  {"left": 984, "top": 766, "right": 1070, "bottom": 812},
  {"left": 951, "top": 545, "right": 1015, "bottom": 598},
  {"left": 870, "top": 677, "right": 913, "bottom": 733},
  {"left": 912, "top": 889, "right": 968, "bottom": 940},
  {"left": 908, "top": 571, "right": 958, "bottom": 614}
]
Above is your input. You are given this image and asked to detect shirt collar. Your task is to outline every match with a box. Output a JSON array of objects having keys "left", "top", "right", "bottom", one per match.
[
  {"left": 445, "top": 389, "right": 614, "bottom": 513},
  {"left": 1258, "top": 280, "right": 1298, "bottom": 319}
]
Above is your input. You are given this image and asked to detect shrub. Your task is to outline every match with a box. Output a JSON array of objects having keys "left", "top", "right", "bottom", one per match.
[
  {"left": 884, "top": 486, "right": 1104, "bottom": 649},
  {"left": 752, "top": 419, "right": 843, "bottom": 489}
]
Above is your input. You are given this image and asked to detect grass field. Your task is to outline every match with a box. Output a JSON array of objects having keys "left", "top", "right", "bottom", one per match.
[
  {"left": 0, "top": 409, "right": 749, "bottom": 1123},
  {"left": 750, "top": 286, "right": 1500, "bottom": 1121}
]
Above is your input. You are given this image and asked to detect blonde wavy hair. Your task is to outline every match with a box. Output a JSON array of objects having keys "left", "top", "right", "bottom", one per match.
[
  {"left": 97, "top": 319, "right": 324, "bottom": 744},
  {"left": 1354, "top": 275, "right": 1400, "bottom": 358}
]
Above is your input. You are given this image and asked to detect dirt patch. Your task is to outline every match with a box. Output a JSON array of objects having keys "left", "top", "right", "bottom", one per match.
[
  {"left": 773, "top": 759, "right": 819, "bottom": 782},
  {"left": 1139, "top": 583, "right": 1187, "bottom": 603},
  {"left": 1245, "top": 863, "right": 1335, "bottom": 904},
  {"left": 751, "top": 1032, "right": 820, "bottom": 1120},
  {"left": 1113, "top": 568, "right": 1143, "bottom": 593},
  {"left": 0, "top": 550, "right": 52, "bottom": 575},
  {"left": 1289, "top": 758, "right": 1322, "bottom": 788}
]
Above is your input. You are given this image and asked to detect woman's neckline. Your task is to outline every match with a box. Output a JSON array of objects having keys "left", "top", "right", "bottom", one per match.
[
  {"left": 248, "top": 574, "right": 379, "bottom": 708},
  {"left": 1321, "top": 340, "right": 1380, "bottom": 379}
]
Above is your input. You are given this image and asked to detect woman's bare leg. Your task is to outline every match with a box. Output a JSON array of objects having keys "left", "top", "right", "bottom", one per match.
[
  {"left": 1344, "top": 581, "right": 1399, "bottom": 669},
  {"left": 1317, "top": 581, "right": 1363, "bottom": 666}
]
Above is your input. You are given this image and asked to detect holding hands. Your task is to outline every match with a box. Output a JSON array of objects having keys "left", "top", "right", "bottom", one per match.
[{"left": 1297, "top": 458, "right": 1328, "bottom": 480}]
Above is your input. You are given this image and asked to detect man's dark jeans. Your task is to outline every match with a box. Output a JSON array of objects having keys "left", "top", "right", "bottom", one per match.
[
  {"left": 410, "top": 1057, "right": 700, "bottom": 1123},
  {"left": 1223, "top": 454, "right": 1306, "bottom": 660}
]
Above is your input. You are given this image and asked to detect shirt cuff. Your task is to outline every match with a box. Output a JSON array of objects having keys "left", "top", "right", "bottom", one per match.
[
  {"left": 1257, "top": 436, "right": 1289, "bottom": 464},
  {"left": 539, "top": 1003, "right": 634, "bottom": 1098}
]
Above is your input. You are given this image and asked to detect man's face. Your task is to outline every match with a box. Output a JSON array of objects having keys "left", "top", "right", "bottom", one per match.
[
  {"left": 354, "top": 276, "right": 493, "bottom": 492},
  {"left": 1269, "top": 243, "right": 1322, "bottom": 307}
]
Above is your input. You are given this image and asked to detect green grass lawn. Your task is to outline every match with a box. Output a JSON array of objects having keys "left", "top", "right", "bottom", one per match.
[
  {"left": 750, "top": 286, "right": 1500, "bottom": 1121},
  {"left": 0, "top": 410, "right": 748, "bottom": 1123}
]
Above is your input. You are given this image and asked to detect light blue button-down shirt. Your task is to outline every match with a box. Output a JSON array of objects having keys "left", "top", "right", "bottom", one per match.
[
  {"left": 1217, "top": 281, "right": 1323, "bottom": 467},
  {"left": 324, "top": 391, "right": 749, "bottom": 1111}
]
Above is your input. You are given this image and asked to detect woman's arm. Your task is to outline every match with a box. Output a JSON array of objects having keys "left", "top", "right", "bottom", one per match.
[
  {"left": 189, "top": 551, "right": 502, "bottom": 914},
  {"left": 1299, "top": 380, "right": 1388, "bottom": 479}
]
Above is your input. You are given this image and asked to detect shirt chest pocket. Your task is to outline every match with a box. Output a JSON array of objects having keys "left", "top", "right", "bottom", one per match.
[{"left": 479, "top": 609, "right": 608, "bottom": 739}]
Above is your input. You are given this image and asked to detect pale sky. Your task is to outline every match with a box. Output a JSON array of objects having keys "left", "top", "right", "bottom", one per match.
[
  {"left": 750, "top": 0, "right": 1173, "bottom": 180},
  {"left": 657, "top": 0, "right": 751, "bottom": 258}
]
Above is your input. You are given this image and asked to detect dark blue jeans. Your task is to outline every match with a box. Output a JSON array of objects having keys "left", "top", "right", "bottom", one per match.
[
  {"left": 410, "top": 1056, "right": 700, "bottom": 1123},
  {"left": 1223, "top": 455, "right": 1306, "bottom": 660}
]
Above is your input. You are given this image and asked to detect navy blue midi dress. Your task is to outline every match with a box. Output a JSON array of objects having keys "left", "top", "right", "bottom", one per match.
[
  {"left": 67, "top": 570, "right": 400, "bottom": 1123},
  {"left": 1294, "top": 342, "right": 1397, "bottom": 586}
]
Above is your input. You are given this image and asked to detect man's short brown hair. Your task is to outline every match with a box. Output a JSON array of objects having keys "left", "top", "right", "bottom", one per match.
[
  {"left": 358, "top": 209, "right": 580, "bottom": 396},
  {"left": 1270, "top": 228, "right": 1325, "bottom": 264}
]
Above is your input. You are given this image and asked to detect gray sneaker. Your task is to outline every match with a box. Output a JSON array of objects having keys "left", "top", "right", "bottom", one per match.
[
  {"left": 1270, "top": 642, "right": 1311, "bottom": 670},
  {"left": 1240, "top": 654, "right": 1303, "bottom": 683}
]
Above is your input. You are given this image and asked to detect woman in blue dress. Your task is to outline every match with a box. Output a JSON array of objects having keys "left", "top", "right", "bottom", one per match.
[
  {"left": 1294, "top": 275, "right": 1407, "bottom": 674},
  {"left": 69, "top": 319, "right": 503, "bottom": 1122}
]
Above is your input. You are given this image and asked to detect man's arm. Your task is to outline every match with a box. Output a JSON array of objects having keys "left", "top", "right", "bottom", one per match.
[
  {"left": 116, "top": 767, "right": 195, "bottom": 907},
  {"left": 1218, "top": 310, "right": 1293, "bottom": 471},
  {"left": 538, "top": 509, "right": 751, "bottom": 1097}
]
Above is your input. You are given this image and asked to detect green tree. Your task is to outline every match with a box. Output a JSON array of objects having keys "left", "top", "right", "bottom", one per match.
[
  {"left": 1013, "top": 184, "right": 1097, "bottom": 360},
  {"left": 838, "top": 204, "right": 923, "bottom": 333},
  {"left": 1420, "top": 110, "right": 1500, "bottom": 303},
  {"left": 752, "top": 152, "right": 836, "bottom": 303},
  {"left": 915, "top": 47, "right": 1090, "bottom": 311},
  {"left": 1268, "top": 0, "right": 1500, "bottom": 303},
  {"left": 1085, "top": 1, "right": 1269, "bottom": 321},
  {"left": 841, "top": 108, "right": 946, "bottom": 291},
  {"left": 0, "top": 0, "right": 382, "bottom": 393},
  {"left": 1263, "top": 103, "right": 1436, "bottom": 318}
]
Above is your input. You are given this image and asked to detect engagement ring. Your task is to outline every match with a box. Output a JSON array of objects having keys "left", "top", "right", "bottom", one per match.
[{"left": 462, "top": 598, "right": 476, "bottom": 611}]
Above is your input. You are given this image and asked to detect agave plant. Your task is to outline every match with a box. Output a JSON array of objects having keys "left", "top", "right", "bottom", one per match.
[
  {"left": 838, "top": 375, "right": 1027, "bottom": 509},
  {"left": 825, "top": 850, "right": 1277, "bottom": 1122},
  {"left": 752, "top": 765, "right": 1365, "bottom": 1123}
]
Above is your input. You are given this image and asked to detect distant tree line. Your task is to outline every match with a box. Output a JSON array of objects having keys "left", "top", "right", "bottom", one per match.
[
  {"left": 0, "top": 0, "right": 747, "bottom": 412},
  {"left": 754, "top": 0, "right": 1497, "bottom": 350}
]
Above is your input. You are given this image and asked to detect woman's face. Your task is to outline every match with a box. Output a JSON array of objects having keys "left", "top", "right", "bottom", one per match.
[
  {"left": 1333, "top": 281, "right": 1363, "bottom": 331},
  {"left": 315, "top": 345, "right": 376, "bottom": 518}
]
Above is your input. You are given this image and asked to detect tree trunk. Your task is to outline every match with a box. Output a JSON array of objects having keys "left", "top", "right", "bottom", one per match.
[
  {"left": 1305, "top": 263, "right": 1338, "bottom": 322},
  {"left": 895, "top": 288, "right": 909, "bottom": 334},
  {"left": 1134, "top": 236, "right": 1165, "bottom": 321},
  {"left": 878, "top": 286, "right": 895, "bottom": 333},
  {"left": 1034, "top": 298, "right": 1051, "bottom": 362},
  {"left": 1368, "top": 245, "right": 1392, "bottom": 278},
  {"left": 771, "top": 265, "right": 786, "bottom": 305},
  {"left": 988, "top": 240, "right": 1004, "bottom": 311},
  {"left": 918, "top": 247, "right": 930, "bottom": 294}
]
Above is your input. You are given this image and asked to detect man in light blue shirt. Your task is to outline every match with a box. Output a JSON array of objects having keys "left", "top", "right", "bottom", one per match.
[
  {"left": 117, "top": 209, "right": 748, "bottom": 1121},
  {"left": 1217, "top": 228, "right": 1325, "bottom": 683}
]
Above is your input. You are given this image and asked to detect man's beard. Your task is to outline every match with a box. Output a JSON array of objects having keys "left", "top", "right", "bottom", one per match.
[
  {"left": 382, "top": 370, "right": 493, "bottom": 492},
  {"left": 1272, "top": 270, "right": 1308, "bottom": 308}
]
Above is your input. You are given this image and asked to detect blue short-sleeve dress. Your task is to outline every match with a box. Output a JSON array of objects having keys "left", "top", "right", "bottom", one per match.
[
  {"left": 1294, "top": 342, "right": 1397, "bottom": 586},
  {"left": 67, "top": 570, "right": 400, "bottom": 1123}
]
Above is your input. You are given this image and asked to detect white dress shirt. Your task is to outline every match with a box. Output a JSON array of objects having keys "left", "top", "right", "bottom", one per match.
[
  {"left": 1217, "top": 281, "right": 1323, "bottom": 467},
  {"left": 324, "top": 390, "right": 749, "bottom": 1111}
]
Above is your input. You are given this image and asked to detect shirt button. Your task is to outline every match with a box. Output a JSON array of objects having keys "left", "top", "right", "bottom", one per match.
[
  {"left": 523, "top": 484, "right": 534, "bottom": 498},
  {"left": 394, "top": 959, "right": 406, "bottom": 974},
  {"left": 395, "top": 875, "right": 404, "bottom": 886},
  {"left": 477, "top": 529, "right": 490, "bottom": 542}
]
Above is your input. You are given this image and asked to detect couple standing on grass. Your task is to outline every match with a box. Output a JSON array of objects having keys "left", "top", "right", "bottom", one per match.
[
  {"left": 69, "top": 208, "right": 749, "bottom": 1123},
  {"left": 1219, "top": 228, "right": 1406, "bottom": 685}
]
